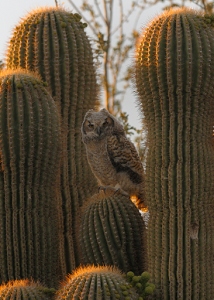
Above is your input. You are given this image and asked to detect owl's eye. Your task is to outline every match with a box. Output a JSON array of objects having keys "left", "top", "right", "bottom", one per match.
[
  {"left": 88, "top": 123, "right": 94, "bottom": 128},
  {"left": 103, "top": 120, "right": 108, "bottom": 127}
]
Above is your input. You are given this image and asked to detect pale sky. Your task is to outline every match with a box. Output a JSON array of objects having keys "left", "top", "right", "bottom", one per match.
[{"left": 0, "top": 0, "right": 197, "bottom": 131}]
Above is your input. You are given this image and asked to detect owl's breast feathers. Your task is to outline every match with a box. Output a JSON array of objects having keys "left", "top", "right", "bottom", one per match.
[{"left": 107, "top": 134, "right": 144, "bottom": 184}]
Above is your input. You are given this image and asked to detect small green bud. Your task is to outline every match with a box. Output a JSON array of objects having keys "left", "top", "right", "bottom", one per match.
[
  {"left": 120, "top": 285, "right": 127, "bottom": 291},
  {"left": 147, "top": 283, "right": 155, "bottom": 291},
  {"left": 16, "top": 82, "right": 23, "bottom": 89},
  {"left": 140, "top": 272, "right": 150, "bottom": 282},
  {"left": 123, "top": 291, "right": 129, "bottom": 296},
  {"left": 132, "top": 276, "right": 141, "bottom": 283},
  {"left": 145, "top": 286, "right": 154, "bottom": 295},
  {"left": 127, "top": 271, "right": 135, "bottom": 278},
  {"left": 74, "top": 13, "right": 82, "bottom": 21},
  {"left": 61, "top": 22, "right": 67, "bottom": 28},
  {"left": 136, "top": 283, "right": 142, "bottom": 289}
]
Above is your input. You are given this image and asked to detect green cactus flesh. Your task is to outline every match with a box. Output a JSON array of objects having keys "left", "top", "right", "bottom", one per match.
[
  {"left": 0, "top": 279, "right": 55, "bottom": 299},
  {"left": 56, "top": 265, "right": 139, "bottom": 300},
  {"left": 0, "top": 69, "right": 61, "bottom": 287},
  {"left": 134, "top": 8, "right": 214, "bottom": 299},
  {"left": 78, "top": 191, "right": 147, "bottom": 275},
  {"left": 5, "top": 6, "right": 98, "bottom": 274}
]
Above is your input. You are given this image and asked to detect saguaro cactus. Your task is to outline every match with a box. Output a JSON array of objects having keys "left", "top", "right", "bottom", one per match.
[
  {"left": 0, "top": 70, "right": 61, "bottom": 287},
  {"left": 56, "top": 265, "right": 139, "bottom": 300},
  {"left": 78, "top": 191, "right": 146, "bottom": 274},
  {"left": 134, "top": 8, "right": 214, "bottom": 299},
  {"left": 5, "top": 6, "right": 98, "bottom": 273}
]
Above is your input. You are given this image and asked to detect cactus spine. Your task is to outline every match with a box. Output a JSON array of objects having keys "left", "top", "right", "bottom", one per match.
[
  {"left": 0, "top": 70, "right": 61, "bottom": 287},
  {"left": 56, "top": 265, "right": 139, "bottom": 300},
  {"left": 5, "top": 7, "right": 98, "bottom": 274},
  {"left": 134, "top": 8, "right": 214, "bottom": 299},
  {"left": 0, "top": 279, "right": 55, "bottom": 299},
  {"left": 78, "top": 191, "right": 146, "bottom": 275}
]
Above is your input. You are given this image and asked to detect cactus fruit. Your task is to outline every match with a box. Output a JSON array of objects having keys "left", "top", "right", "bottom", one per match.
[
  {"left": 0, "top": 69, "right": 61, "bottom": 286},
  {"left": 134, "top": 7, "right": 214, "bottom": 299},
  {"left": 78, "top": 190, "right": 147, "bottom": 274},
  {"left": 56, "top": 265, "right": 139, "bottom": 300},
  {"left": 5, "top": 6, "right": 98, "bottom": 274},
  {"left": 0, "top": 279, "right": 55, "bottom": 299}
]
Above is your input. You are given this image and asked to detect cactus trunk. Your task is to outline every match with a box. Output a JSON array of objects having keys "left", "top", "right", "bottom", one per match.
[
  {"left": 0, "top": 70, "right": 61, "bottom": 287},
  {"left": 5, "top": 7, "right": 98, "bottom": 274},
  {"left": 134, "top": 8, "right": 214, "bottom": 299}
]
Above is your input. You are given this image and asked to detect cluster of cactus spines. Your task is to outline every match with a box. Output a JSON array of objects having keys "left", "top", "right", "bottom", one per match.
[
  {"left": 56, "top": 265, "right": 140, "bottom": 300},
  {"left": 134, "top": 7, "right": 214, "bottom": 299},
  {"left": 126, "top": 271, "right": 155, "bottom": 299},
  {"left": 0, "top": 69, "right": 61, "bottom": 287},
  {"left": 5, "top": 6, "right": 98, "bottom": 273},
  {"left": 78, "top": 190, "right": 147, "bottom": 275},
  {"left": 0, "top": 279, "right": 56, "bottom": 299}
]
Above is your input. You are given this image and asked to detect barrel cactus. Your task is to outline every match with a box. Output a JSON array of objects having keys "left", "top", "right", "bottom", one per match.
[
  {"left": 78, "top": 191, "right": 146, "bottom": 275},
  {"left": 0, "top": 69, "right": 61, "bottom": 287},
  {"left": 134, "top": 8, "right": 214, "bottom": 299},
  {"left": 56, "top": 265, "right": 139, "bottom": 300},
  {"left": 0, "top": 279, "right": 55, "bottom": 299},
  {"left": 5, "top": 6, "right": 98, "bottom": 274}
]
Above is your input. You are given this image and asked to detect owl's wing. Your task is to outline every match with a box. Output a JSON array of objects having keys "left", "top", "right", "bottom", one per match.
[{"left": 107, "top": 134, "right": 144, "bottom": 184}]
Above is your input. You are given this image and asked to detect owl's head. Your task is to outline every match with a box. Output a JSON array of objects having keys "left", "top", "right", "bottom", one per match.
[{"left": 81, "top": 108, "right": 124, "bottom": 143}]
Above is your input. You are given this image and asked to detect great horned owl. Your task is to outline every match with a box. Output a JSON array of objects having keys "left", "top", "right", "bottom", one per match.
[{"left": 81, "top": 108, "right": 146, "bottom": 210}]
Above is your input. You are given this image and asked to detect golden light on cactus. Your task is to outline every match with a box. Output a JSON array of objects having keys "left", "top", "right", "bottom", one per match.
[
  {"left": 66, "top": 265, "right": 122, "bottom": 279},
  {"left": 56, "top": 265, "right": 139, "bottom": 300},
  {"left": 0, "top": 279, "right": 31, "bottom": 290},
  {"left": 0, "top": 279, "right": 55, "bottom": 299}
]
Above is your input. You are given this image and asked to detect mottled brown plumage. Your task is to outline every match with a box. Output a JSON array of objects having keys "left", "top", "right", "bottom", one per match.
[{"left": 81, "top": 108, "right": 146, "bottom": 210}]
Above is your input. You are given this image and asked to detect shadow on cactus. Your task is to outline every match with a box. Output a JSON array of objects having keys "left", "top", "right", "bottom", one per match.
[
  {"left": 5, "top": 5, "right": 99, "bottom": 274},
  {"left": 0, "top": 69, "right": 61, "bottom": 287},
  {"left": 77, "top": 190, "right": 147, "bottom": 275}
]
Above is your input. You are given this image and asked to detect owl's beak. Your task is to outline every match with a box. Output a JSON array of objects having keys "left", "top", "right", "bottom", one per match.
[{"left": 96, "top": 127, "right": 101, "bottom": 136}]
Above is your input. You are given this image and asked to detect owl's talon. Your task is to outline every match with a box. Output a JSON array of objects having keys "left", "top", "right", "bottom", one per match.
[
  {"left": 98, "top": 186, "right": 106, "bottom": 194},
  {"left": 113, "top": 188, "right": 121, "bottom": 196}
]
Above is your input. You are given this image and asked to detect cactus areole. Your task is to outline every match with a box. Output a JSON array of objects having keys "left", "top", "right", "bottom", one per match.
[{"left": 135, "top": 8, "right": 214, "bottom": 299}]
